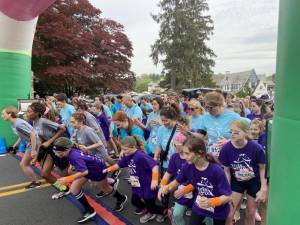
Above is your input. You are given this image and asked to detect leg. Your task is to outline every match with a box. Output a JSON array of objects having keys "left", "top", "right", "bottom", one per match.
[
  {"left": 189, "top": 211, "right": 206, "bottom": 225},
  {"left": 227, "top": 192, "right": 243, "bottom": 224},
  {"left": 131, "top": 193, "right": 146, "bottom": 210},
  {"left": 261, "top": 199, "right": 268, "bottom": 225},
  {"left": 173, "top": 202, "right": 187, "bottom": 225},
  {"left": 40, "top": 154, "right": 56, "bottom": 184},
  {"left": 144, "top": 198, "right": 165, "bottom": 215},
  {"left": 245, "top": 195, "right": 256, "bottom": 225},
  {"left": 213, "top": 218, "right": 226, "bottom": 225},
  {"left": 20, "top": 151, "right": 39, "bottom": 181}
]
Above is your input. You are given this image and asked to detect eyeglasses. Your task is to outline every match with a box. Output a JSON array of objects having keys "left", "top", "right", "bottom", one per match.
[
  {"left": 204, "top": 104, "right": 217, "bottom": 111},
  {"left": 188, "top": 107, "right": 198, "bottom": 111}
]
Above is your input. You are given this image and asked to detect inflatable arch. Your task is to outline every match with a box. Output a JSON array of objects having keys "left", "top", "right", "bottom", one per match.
[{"left": 0, "top": 1, "right": 299, "bottom": 224}]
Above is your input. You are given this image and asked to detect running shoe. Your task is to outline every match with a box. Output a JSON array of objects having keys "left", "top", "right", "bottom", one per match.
[
  {"left": 96, "top": 178, "right": 119, "bottom": 198},
  {"left": 140, "top": 213, "right": 156, "bottom": 223},
  {"left": 24, "top": 181, "right": 41, "bottom": 189},
  {"left": 114, "top": 194, "right": 128, "bottom": 212},
  {"left": 51, "top": 190, "right": 70, "bottom": 200},
  {"left": 134, "top": 208, "right": 145, "bottom": 215},
  {"left": 77, "top": 210, "right": 96, "bottom": 223},
  {"left": 156, "top": 213, "right": 168, "bottom": 223}
]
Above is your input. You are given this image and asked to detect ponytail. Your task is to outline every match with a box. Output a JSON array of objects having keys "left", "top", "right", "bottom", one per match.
[{"left": 121, "top": 135, "right": 145, "bottom": 151}]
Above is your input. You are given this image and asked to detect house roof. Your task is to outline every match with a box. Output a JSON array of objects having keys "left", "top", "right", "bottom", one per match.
[
  {"left": 220, "top": 69, "right": 256, "bottom": 86},
  {"left": 212, "top": 74, "right": 224, "bottom": 86}
]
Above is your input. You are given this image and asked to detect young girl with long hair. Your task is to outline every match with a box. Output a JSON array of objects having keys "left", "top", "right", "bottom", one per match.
[
  {"left": 219, "top": 120, "right": 267, "bottom": 225},
  {"left": 1, "top": 106, "right": 41, "bottom": 189},
  {"left": 103, "top": 135, "right": 167, "bottom": 223},
  {"left": 53, "top": 137, "right": 127, "bottom": 223},
  {"left": 159, "top": 136, "right": 232, "bottom": 225}
]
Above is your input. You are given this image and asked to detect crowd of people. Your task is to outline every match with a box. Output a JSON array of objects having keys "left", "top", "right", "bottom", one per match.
[{"left": 1, "top": 90, "right": 273, "bottom": 225}]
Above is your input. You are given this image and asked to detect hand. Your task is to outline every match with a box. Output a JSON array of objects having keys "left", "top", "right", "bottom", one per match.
[
  {"left": 174, "top": 188, "right": 185, "bottom": 199},
  {"left": 41, "top": 141, "right": 51, "bottom": 148},
  {"left": 151, "top": 119, "right": 160, "bottom": 125},
  {"left": 197, "top": 196, "right": 212, "bottom": 209},
  {"left": 216, "top": 136, "right": 228, "bottom": 149},
  {"left": 119, "top": 150, "right": 125, "bottom": 158},
  {"left": 102, "top": 169, "right": 108, "bottom": 173},
  {"left": 256, "top": 188, "right": 268, "bottom": 203},
  {"left": 157, "top": 186, "right": 168, "bottom": 201},
  {"left": 31, "top": 150, "right": 37, "bottom": 159},
  {"left": 151, "top": 180, "right": 158, "bottom": 190},
  {"left": 78, "top": 145, "right": 88, "bottom": 152},
  {"left": 58, "top": 177, "right": 67, "bottom": 184}
]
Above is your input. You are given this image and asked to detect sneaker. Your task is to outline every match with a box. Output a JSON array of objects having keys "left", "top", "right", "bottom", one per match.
[
  {"left": 51, "top": 190, "right": 70, "bottom": 200},
  {"left": 167, "top": 208, "right": 177, "bottom": 225},
  {"left": 114, "top": 194, "right": 128, "bottom": 212},
  {"left": 134, "top": 208, "right": 145, "bottom": 215},
  {"left": 140, "top": 213, "right": 156, "bottom": 223},
  {"left": 24, "top": 181, "right": 41, "bottom": 189},
  {"left": 156, "top": 214, "right": 168, "bottom": 223},
  {"left": 96, "top": 179, "right": 119, "bottom": 198},
  {"left": 185, "top": 209, "right": 192, "bottom": 216},
  {"left": 255, "top": 210, "right": 262, "bottom": 222},
  {"left": 240, "top": 199, "right": 247, "bottom": 210},
  {"left": 77, "top": 210, "right": 96, "bottom": 223}
]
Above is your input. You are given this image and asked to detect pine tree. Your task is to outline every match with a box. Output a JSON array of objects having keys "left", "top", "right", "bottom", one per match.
[{"left": 151, "top": 0, "right": 215, "bottom": 91}]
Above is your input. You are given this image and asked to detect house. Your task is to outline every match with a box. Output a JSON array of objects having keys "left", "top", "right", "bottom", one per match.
[{"left": 219, "top": 69, "right": 260, "bottom": 94}]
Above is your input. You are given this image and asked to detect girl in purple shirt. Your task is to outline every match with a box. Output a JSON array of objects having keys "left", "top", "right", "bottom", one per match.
[
  {"left": 104, "top": 135, "right": 168, "bottom": 224},
  {"left": 158, "top": 132, "right": 194, "bottom": 225},
  {"left": 219, "top": 120, "right": 267, "bottom": 225},
  {"left": 52, "top": 137, "right": 127, "bottom": 223},
  {"left": 159, "top": 136, "right": 232, "bottom": 225}
]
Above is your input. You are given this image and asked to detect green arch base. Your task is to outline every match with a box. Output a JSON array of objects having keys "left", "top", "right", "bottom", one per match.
[{"left": 0, "top": 51, "right": 32, "bottom": 146}]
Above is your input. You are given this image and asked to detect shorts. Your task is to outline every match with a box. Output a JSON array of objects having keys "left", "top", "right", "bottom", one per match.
[
  {"left": 37, "top": 145, "right": 69, "bottom": 170},
  {"left": 231, "top": 176, "right": 261, "bottom": 198},
  {"left": 87, "top": 172, "right": 107, "bottom": 182}
]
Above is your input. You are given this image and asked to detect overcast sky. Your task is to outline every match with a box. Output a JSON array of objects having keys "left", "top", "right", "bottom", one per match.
[{"left": 91, "top": 0, "right": 279, "bottom": 76}]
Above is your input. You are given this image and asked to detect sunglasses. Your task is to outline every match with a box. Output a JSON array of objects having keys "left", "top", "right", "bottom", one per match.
[
  {"left": 205, "top": 105, "right": 216, "bottom": 110},
  {"left": 188, "top": 107, "right": 198, "bottom": 111}
]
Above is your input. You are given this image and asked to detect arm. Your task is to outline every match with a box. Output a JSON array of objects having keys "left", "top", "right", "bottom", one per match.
[
  {"left": 29, "top": 131, "right": 38, "bottom": 159},
  {"left": 13, "top": 137, "right": 21, "bottom": 149},
  {"left": 256, "top": 164, "right": 268, "bottom": 203},
  {"left": 174, "top": 183, "right": 194, "bottom": 199},
  {"left": 102, "top": 164, "right": 120, "bottom": 173},
  {"left": 198, "top": 195, "right": 232, "bottom": 209},
  {"left": 157, "top": 179, "right": 180, "bottom": 201},
  {"left": 79, "top": 140, "right": 103, "bottom": 153},
  {"left": 42, "top": 125, "right": 66, "bottom": 148},
  {"left": 151, "top": 166, "right": 159, "bottom": 190},
  {"left": 58, "top": 170, "right": 89, "bottom": 184},
  {"left": 154, "top": 146, "right": 161, "bottom": 162},
  {"left": 223, "top": 166, "right": 231, "bottom": 184}
]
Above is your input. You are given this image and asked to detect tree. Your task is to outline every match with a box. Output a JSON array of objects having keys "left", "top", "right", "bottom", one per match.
[
  {"left": 151, "top": 0, "right": 216, "bottom": 91},
  {"left": 32, "top": 0, "right": 134, "bottom": 97}
]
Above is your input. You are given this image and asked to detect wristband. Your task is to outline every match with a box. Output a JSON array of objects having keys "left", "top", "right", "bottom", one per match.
[
  {"left": 208, "top": 197, "right": 222, "bottom": 207},
  {"left": 65, "top": 175, "right": 75, "bottom": 183},
  {"left": 106, "top": 164, "right": 119, "bottom": 173},
  {"left": 160, "top": 178, "right": 168, "bottom": 186},
  {"left": 168, "top": 180, "right": 176, "bottom": 191},
  {"left": 152, "top": 171, "right": 159, "bottom": 181},
  {"left": 183, "top": 184, "right": 194, "bottom": 193}
]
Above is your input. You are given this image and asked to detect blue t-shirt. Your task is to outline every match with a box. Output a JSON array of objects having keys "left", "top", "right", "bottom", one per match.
[
  {"left": 119, "top": 125, "right": 145, "bottom": 142},
  {"left": 103, "top": 105, "right": 112, "bottom": 119},
  {"left": 156, "top": 125, "right": 177, "bottom": 168},
  {"left": 141, "top": 103, "right": 153, "bottom": 111},
  {"left": 199, "top": 109, "right": 240, "bottom": 157},
  {"left": 145, "top": 112, "right": 161, "bottom": 154},
  {"left": 59, "top": 104, "right": 76, "bottom": 136},
  {"left": 189, "top": 115, "right": 204, "bottom": 132},
  {"left": 113, "top": 103, "right": 122, "bottom": 113},
  {"left": 125, "top": 104, "right": 143, "bottom": 121}
]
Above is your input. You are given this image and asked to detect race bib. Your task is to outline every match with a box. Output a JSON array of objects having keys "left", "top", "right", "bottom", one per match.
[
  {"left": 196, "top": 195, "right": 214, "bottom": 213},
  {"left": 129, "top": 176, "right": 141, "bottom": 187},
  {"left": 178, "top": 185, "right": 193, "bottom": 199},
  {"left": 235, "top": 168, "right": 255, "bottom": 182}
]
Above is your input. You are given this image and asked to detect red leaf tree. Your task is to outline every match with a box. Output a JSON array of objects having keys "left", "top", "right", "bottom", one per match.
[{"left": 32, "top": 0, "right": 135, "bottom": 96}]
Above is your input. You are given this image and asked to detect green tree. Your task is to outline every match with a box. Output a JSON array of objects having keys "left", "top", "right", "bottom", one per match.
[{"left": 151, "top": 0, "right": 216, "bottom": 91}]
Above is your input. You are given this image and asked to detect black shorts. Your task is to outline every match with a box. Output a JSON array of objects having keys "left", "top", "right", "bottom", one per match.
[
  {"left": 231, "top": 176, "right": 261, "bottom": 198},
  {"left": 37, "top": 145, "right": 69, "bottom": 170}
]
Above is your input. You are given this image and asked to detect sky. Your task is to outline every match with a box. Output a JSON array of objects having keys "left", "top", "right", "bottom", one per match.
[{"left": 91, "top": 0, "right": 279, "bottom": 76}]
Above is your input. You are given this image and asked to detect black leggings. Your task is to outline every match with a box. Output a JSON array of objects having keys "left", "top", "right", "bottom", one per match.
[
  {"left": 131, "top": 193, "right": 165, "bottom": 215},
  {"left": 189, "top": 211, "right": 226, "bottom": 225}
]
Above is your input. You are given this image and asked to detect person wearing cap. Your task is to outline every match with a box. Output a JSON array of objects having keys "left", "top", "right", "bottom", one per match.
[
  {"left": 1, "top": 106, "right": 41, "bottom": 189},
  {"left": 53, "top": 137, "right": 128, "bottom": 223},
  {"left": 219, "top": 119, "right": 267, "bottom": 225}
]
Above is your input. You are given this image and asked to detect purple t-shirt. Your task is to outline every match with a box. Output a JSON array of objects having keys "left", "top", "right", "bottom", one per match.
[
  {"left": 96, "top": 113, "right": 110, "bottom": 141},
  {"left": 117, "top": 150, "right": 157, "bottom": 199},
  {"left": 219, "top": 140, "right": 266, "bottom": 182},
  {"left": 176, "top": 163, "right": 231, "bottom": 220},
  {"left": 247, "top": 113, "right": 262, "bottom": 120},
  {"left": 67, "top": 148, "right": 107, "bottom": 181},
  {"left": 167, "top": 153, "right": 194, "bottom": 207}
]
